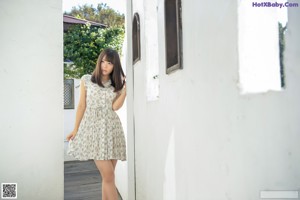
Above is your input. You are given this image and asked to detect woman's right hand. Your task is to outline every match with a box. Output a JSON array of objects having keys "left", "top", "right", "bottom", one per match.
[{"left": 66, "top": 130, "right": 77, "bottom": 142}]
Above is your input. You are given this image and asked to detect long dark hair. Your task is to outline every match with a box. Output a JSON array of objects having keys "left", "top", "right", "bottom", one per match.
[{"left": 91, "top": 48, "right": 125, "bottom": 92}]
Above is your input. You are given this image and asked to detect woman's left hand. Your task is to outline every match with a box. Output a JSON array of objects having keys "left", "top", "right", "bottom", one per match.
[
  {"left": 122, "top": 75, "right": 126, "bottom": 84},
  {"left": 120, "top": 75, "right": 126, "bottom": 94}
]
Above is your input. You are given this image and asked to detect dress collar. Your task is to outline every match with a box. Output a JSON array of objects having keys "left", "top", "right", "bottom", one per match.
[{"left": 102, "top": 79, "right": 111, "bottom": 87}]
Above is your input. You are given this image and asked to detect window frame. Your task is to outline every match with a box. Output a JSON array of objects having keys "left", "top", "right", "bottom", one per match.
[
  {"left": 164, "top": 0, "right": 183, "bottom": 74},
  {"left": 132, "top": 13, "right": 141, "bottom": 65},
  {"left": 64, "top": 79, "right": 75, "bottom": 109}
]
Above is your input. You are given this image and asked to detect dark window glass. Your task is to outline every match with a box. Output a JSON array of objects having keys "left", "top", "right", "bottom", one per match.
[
  {"left": 165, "top": 0, "right": 182, "bottom": 74},
  {"left": 133, "top": 13, "right": 141, "bottom": 64}
]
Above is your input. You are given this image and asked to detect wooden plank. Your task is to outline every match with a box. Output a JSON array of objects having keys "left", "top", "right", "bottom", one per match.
[{"left": 64, "top": 160, "right": 122, "bottom": 200}]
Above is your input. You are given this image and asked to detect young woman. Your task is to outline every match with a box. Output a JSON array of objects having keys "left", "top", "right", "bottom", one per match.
[{"left": 66, "top": 48, "right": 127, "bottom": 200}]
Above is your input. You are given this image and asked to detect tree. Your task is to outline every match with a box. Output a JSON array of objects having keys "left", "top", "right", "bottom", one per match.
[
  {"left": 64, "top": 3, "right": 125, "bottom": 28},
  {"left": 64, "top": 23, "right": 124, "bottom": 79},
  {"left": 278, "top": 22, "right": 287, "bottom": 88}
]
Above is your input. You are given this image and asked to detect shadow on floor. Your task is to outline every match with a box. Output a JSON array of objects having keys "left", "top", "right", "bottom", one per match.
[{"left": 64, "top": 160, "right": 122, "bottom": 200}]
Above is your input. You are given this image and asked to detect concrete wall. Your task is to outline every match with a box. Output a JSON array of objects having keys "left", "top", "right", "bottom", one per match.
[
  {"left": 125, "top": 0, "right": 136, "bottom": 198},
  {"left": 0, "top": 0, "right": 63, "bottom": 199},
  {"left": 114, "top": 41, "right": 129, "bottom": 199},
  {"left": 126, "top": 0, "right": 300, "bottom": 199}
]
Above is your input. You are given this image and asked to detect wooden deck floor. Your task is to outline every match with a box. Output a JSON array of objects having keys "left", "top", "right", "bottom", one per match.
[{"left": 64, "top": 160, "right": 122, "bottom": 200}]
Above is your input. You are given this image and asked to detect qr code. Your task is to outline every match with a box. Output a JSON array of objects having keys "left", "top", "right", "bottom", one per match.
[{"left": 1, "top": 183, "right": 17, "bottom": 199}]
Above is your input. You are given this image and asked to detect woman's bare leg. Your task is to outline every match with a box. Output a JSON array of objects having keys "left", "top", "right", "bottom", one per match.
[
  {"left": 111, "top": 159, "right": 118, "bottom": 198},
  {"left": 94, "top": 160, "right": 118, "bottom": 200},
  {"left": 111, "top": 159, "right": 118, "bottom": 171}
]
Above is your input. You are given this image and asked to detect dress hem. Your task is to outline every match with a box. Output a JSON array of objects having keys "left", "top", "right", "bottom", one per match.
[{"left": 67, "top": 151, "right": 126, "bottom": 162}]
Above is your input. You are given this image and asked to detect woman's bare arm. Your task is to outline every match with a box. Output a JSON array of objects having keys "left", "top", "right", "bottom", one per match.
[
  {"left": 73, "top": 79, "right": 87, "bottom": 131},
  {"left": 112, "top": 84, "right": 126, "bottom": 111}
]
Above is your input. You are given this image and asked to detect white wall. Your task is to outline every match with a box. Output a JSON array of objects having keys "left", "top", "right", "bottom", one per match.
[
  {"left": 125, "top": 0, "right": 136, "bottom": 198},
  {"left": 0, "top": 0, "right": 63, "bottom": 199},
  {"left": 127, "top": 0, "right": 300, "bottom": 199},
  {"left": 115, "top": 39, "right": 129, "bottom": 199}
]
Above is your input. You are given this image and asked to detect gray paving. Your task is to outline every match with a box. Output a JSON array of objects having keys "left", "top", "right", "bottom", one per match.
[{"left": 64, "top": 160, "right": 122, "bottom": 200}]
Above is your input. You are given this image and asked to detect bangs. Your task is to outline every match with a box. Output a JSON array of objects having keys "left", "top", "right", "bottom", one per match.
[{"left": 104, "top": 51, "right": 116, "bottom": 64}]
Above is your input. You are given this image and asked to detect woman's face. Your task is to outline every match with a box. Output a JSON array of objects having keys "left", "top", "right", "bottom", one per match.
[{"left": 100, "top": 55, "right": 114, "bottom": 76}]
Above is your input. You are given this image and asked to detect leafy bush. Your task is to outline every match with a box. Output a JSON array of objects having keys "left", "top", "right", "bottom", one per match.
[{"left": 64, "top": 23, "right": 124, "bottom": 79}]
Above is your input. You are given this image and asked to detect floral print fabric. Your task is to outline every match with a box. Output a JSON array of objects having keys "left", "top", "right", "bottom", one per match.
[{"left": 67, "top": 74, "right": 127, "bottom": 161}]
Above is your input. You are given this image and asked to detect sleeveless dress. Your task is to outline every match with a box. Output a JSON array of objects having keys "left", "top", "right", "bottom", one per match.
[{"left": 67, "top": 74, "right": 127, "bottom": 161}]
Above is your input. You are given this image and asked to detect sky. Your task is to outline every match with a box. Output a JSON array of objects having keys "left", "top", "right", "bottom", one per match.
[
  {"left": 63, "top": 0, "right": 126, "bottom": 14},
  {"left": 277, "top": 7, "right": 288, "bottom": 26}
]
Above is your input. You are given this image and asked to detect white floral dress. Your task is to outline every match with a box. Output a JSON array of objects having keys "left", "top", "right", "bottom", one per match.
[{"left": 67, "top": 74, "right": 126, "bottom": 161}]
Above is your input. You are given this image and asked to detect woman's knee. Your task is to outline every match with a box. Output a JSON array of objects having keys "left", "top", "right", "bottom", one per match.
[
  {"left": 102, "top": 170, "right": 115, "bottom": 183},
  {"left": 94, "top": 160, "right": 115, "bottom": 183}
]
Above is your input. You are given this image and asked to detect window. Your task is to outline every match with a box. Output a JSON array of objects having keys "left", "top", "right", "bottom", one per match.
[
  {"left": 64, "top": 79, "right": 74, "bottom": 109},
  {"left": 165, "top": 0, "right": 182, "bottom": 74},
  {"left": 238, "top": 1, "right": 287, "bottom": 94},
  {"left": 132, "top": 13, "right": 141, "bottom": 64}
]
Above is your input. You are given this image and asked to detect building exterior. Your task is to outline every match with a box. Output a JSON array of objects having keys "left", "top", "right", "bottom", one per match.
[
  {"left": 63, "top": 15, "right": 106, "bottom": 33},
  {"left": 1, "top": 0, "right": 299, "bottom": 199},
  {"left": 122, "top": 0, "right": 300, "bottom": 199}
]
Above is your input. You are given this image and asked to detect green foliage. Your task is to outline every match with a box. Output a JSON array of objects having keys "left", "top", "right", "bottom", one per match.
[
  {"left": 64, "top": 3, "right": 125, "bottom": 28},
  {"left": 278, "top": 22, "right": 287, "bottom": 88},
  {"left": 64, "top": 23, "right": 124, "bottom": 79}
]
